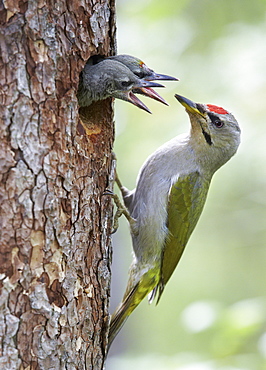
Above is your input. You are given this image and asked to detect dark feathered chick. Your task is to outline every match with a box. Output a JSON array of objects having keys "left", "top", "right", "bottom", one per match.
[
  {"left": 77, "top": 59, "right": 163, "bottom": 113},
  {"left": 107, "top": 54, "right": 178, "bottom": 105},
  {"left": 107, "top": 54, "right": 178, "bottom": 81}
]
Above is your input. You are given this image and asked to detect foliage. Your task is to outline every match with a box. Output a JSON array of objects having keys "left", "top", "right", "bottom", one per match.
[{"left": 107, "top": 0, "right": 266, "bottom": 369}]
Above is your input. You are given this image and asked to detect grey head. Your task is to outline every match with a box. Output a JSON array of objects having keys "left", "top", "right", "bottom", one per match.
[
  {"left": 175, "top": 94, "right": 241, "bottom": 173},
  {"left": 78, "top": 59, "right": 163, "bottom": 113},
  {"left": 108, "top": 54, "right": 178, "bottom": 81},
  {"left": 107, "top": 54, "right": 179, "bottom": 106}
]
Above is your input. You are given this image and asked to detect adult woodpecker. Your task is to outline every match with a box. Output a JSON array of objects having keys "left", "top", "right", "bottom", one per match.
[
  {"left": 77, "top": 59, "right": 164, "bottom": 113},
  {"left": 108, "top": 94, "right": 241, "bottom": 350},
  {"left": 107, "top": 54, "right": 179, "bottom": 105}
]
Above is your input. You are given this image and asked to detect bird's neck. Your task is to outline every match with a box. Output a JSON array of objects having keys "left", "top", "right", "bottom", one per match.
[{"left": 188, "top": 131, "right": 221, "bottom": 177}]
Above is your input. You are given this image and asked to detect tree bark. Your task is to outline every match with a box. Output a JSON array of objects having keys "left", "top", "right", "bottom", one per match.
[{"left": 0, "top": 0, "right": 116, "bottom": 369}]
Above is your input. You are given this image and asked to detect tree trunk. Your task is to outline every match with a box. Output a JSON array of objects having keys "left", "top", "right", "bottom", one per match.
[{"left": 0, "top": 1, "right": 116, "bottom": 369}]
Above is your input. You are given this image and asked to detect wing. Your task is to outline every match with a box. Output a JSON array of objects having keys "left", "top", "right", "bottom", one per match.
[{"left": 156, "top": 171, "right": 210, "bottom": 301}]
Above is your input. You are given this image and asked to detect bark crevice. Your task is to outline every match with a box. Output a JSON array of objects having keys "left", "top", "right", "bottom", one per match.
[{"left": 0, "top": 1, "right": 116, "bottom": 368}]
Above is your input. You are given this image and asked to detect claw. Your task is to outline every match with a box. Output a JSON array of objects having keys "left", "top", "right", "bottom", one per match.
[
  {"left": 103, "top": 189, "right": 135, "bottom": 234},
  {"left": 103, "top": 189, "right": 114, "bottom": 196}
]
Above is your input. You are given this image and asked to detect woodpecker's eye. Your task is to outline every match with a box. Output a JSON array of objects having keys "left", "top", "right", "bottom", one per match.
[
  {"left": 213, "top": 120, "right": 224, "bottom": 128},
  {"left": 135, "top": 72, "right": 145, "bottom": 78},
  {"left": 208, "top": 112, "right": 224, "bottom": 128},
  {"left": 121, "top": 80, "right": 132, "bottom": 88}
]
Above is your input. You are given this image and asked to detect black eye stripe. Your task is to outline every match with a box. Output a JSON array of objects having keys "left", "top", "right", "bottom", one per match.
[
  {"left": 208, "top": 112, "right": 224, "bottom": 128},
  {"left": 196, "top": 103, "right": 206, "bottom": 115}
]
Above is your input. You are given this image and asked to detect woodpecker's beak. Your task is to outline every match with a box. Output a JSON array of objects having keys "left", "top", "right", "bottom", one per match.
[
  {"left": 175, "top": 94, "right": 205, "bottom": 117},
  {"left": 136, "top": 80, "right": 165, "bottom": 89},
  {"left": 135, "top": 87, "right": 169, "bottom": 106},
  {"left": 126, "top": 91, "right": 152, "bottom": 113},
  {"left": 123, "top": 80, "right": 166, "bottom": 113},
  {"left": 145, "top": 72, "right": 179, "bottom": 81}
]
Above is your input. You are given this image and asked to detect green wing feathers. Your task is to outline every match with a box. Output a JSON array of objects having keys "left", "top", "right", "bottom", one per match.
[
  {"left": 159, "top": 172, "right": 210, "bottom": 296},
  {"left": 108, "top": 172, "right": 210, "bottom": 347}
]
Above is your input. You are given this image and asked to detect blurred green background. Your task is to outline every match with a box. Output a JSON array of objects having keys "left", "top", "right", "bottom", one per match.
[{"left": 106, "top": 0, "right": 266, "bottom": 369}]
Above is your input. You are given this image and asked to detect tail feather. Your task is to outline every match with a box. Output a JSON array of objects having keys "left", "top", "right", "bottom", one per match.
[
  {"left": 107, "top": 283, "right": 140, "bottom": 351},
  {"left": 107, "top": 280, "right": 157, "bottom": 351},
  {"left": 107, "top": 268, "right": 160, "bottom": 352},
  {"left": 148, "top": 279, "right": 165, "bottom": 305}
]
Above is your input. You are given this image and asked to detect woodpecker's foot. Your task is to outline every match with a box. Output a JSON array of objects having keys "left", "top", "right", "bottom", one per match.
[
  {"left": 103, "top": 189, "right": 136, "bottom": 234},
  {"left": 115, "top": 171, "right": 131, "bottom": 200},
  {"left": 110, "top": 153, "right": 131, "bottom": 200}
]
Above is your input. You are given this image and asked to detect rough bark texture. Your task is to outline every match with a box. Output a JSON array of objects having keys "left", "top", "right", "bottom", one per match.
[{"left": 0, "top": 0, "right": 116, "bottom": 369}]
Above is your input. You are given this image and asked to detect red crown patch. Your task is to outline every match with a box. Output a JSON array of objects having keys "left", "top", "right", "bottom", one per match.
[{"left": 207, "top": 104, "right": 228, "bottom": 115}]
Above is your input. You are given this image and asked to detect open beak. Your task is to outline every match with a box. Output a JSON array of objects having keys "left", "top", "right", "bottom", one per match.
[
  {"left": 174, "top": 94, "right": 205, "bottom": 117},
  {"left": 135, "top": 87, "right": 169, "bottom": 106},
  {"left": 145, "top": 72, "right": 179, "bottom": 81},
  {"left": 126, "top": 91, "right": 152, "bottom": 113},
  {"left": 123, "top": 80, "right": 167, "bottom": 113}
]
